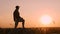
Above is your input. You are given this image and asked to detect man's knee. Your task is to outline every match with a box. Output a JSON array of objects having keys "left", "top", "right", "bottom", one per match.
[
  {"left": 22, "top": 20, "right": 25, "bottom": 24},
  {"left": 23, "top": 19, "right": 25, "bottom": 23}
]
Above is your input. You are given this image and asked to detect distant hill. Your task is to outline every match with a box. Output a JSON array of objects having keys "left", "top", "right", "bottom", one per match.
[{"left": 0, "top": 27, "right": 60, "bottom": 34}]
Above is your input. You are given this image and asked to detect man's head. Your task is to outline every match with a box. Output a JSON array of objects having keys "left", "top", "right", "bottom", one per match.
[{"left": 16, "top": 6, "right": 20, "bottom": 9}]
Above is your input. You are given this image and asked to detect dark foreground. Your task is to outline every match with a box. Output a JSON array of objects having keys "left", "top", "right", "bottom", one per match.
[{"left": 0, "top": 27, "right": 60, "bottom": 34}]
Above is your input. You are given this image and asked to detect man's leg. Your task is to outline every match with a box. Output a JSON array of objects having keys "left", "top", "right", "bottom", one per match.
[
  {"left": 15, "top": 21, "right": 18, "bottom": 28},
  {"left": 22, "top": 20, "right": 25, "bottom": 28}
]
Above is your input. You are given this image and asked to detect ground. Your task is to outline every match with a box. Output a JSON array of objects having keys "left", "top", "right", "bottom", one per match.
[{"left": 0, "top": 27, "right": 60, "bottom": 34}]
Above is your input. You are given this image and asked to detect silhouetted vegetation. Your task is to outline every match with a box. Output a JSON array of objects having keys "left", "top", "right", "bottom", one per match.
[{"left": 0, "top": 27, "right": 60, "bottom": 34}]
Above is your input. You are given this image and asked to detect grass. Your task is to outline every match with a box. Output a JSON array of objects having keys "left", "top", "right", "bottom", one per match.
[{"left": 0, "top": 27, "right": 60, "bottom": 34}]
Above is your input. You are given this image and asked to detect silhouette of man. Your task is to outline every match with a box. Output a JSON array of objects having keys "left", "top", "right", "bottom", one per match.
[{"left": 13, "top": 6, "right": 25, "bottom": 28}]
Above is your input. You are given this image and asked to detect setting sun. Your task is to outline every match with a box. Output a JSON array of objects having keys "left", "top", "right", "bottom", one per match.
[{"left": 40, "top": 15, "right": 52, "bottom": 25}]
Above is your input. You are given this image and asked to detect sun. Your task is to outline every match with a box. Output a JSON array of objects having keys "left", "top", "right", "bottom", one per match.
[{"left": 40, "top": 15, "right": 52, "bottom": 25}]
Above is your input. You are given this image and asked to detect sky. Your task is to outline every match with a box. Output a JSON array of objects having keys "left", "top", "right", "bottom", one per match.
[{"left": 0, "top": 0, "right": 60, "bottom": 28}]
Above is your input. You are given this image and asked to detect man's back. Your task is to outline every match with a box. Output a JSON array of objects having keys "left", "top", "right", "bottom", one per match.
[{"left": 13, "top": 6, "right": 20, "bottom": 21}]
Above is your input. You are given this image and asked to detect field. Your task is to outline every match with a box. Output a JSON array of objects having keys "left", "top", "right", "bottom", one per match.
[{"left": 0, "top": 27, "right": 60, "bottom": 34}]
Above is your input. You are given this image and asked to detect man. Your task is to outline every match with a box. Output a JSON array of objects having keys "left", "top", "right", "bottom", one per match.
[{"left": 13, "top": 6, "right": 25, "bottom": 28}]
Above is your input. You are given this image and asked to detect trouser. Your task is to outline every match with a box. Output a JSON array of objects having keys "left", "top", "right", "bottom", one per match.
[{"left": 15, "top": 19, "right": 25, "bottom": 28}]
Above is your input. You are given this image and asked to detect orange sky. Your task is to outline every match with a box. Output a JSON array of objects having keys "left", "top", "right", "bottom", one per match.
[{"left": 0, "top": 0, "right": 60, "bottom": 28}]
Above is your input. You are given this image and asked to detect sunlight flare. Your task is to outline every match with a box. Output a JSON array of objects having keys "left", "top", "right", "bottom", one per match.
[{"left": 40, "top": 15, "right": 52, "bottom": 25}]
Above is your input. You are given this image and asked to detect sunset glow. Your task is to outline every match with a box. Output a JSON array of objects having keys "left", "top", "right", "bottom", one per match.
[
  {"left": 0, "top": 0, "right": 60, "bottom": 28},
  {"left": 40, "top": 15, "right": 52, "bottom": 25}
]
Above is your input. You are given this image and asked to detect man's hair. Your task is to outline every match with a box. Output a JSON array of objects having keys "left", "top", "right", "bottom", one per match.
[{"left": 16, "top": 6, "right": 19, "bottom": 8}]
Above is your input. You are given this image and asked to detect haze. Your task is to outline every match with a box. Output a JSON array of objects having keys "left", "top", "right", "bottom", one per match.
[{"left": 0, "top": 0, "right": 60, "bottom": 28}]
